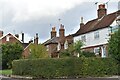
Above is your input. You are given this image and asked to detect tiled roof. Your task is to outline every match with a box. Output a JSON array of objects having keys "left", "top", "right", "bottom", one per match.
[
  {"left": 73, "top": 10, "right": 120, "bottom": 36},
  {"left": 43, "top": 35, "right": 73, "bottom": 45},
  {"left": 22, "top": 43, "right": 29, "bottom": 49},
  {"left": 43, "top": 37, "right": 59, "bottom": 45}
]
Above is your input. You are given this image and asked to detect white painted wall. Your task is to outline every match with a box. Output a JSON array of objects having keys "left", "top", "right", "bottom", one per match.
[
  {"left": 74, "top": 18, "right": 118, "bottom": 48},
  {"left": 74, "top": 27, "right": 110, "bottom": 48}
]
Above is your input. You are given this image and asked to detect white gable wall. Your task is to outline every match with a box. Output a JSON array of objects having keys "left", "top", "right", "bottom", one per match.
[
  {"left": 74, "top": 27, "right": 110, "bottom": 48},
  {"left": 73, "top": 18, "right": 118, "bottom": 57}
]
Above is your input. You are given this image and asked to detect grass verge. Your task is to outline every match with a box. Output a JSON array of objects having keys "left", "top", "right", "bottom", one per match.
[{"left": 0, "top": 69, "right": 12, "bottom": 75}]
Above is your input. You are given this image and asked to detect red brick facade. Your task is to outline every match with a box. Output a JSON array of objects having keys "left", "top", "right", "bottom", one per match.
[
  {"left": 0, "top": 33, "right": 32, "bottom": 58},
  {"left": 44, "top": 24, "right": 73, "bottom": 58}
]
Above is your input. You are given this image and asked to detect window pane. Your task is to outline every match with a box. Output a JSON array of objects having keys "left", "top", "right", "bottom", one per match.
[
  {"left": 81, "top": 35, "right": 86, "bottom": 42},
  {"left": 94, "top": 31, "right": 99, "bottom": 39}
]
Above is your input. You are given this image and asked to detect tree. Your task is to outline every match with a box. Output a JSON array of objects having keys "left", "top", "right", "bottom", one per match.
[
  {"left": 60, "top": 40, "right": 84, "bottom": 58},
  {"left": 28, "top": 44, "right": 48, "bottom": 59},
  {"left": 108, "top": 28, "right": 120, "bottom": 62},
  {"left": 2, "top": 43, "right": 23, "bottom": 69},
  {"left": 74, "top": 40, "right": 84, "bottom": 54}
]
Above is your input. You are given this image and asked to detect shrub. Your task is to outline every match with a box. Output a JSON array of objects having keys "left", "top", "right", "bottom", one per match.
[
  {"left": 2, "top": 43, "right": 23, "bottom": 69},
  {"left": 12, "top": 58, "right": 118, "bottom": 78},
  {"left": 28, "top": 44, "right": 49, "bottom": 59},
  {"left": 81, "top": 51, "right": 95, "bottom": 57},
  {"left": 108, "top": 28, "right": 120, "bottom": 62}
]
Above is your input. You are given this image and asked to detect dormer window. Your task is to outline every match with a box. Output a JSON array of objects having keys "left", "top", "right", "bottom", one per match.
[
  {"left": 94, "top": 31, "right": 99, "bottom": 39},
  {"left": 6, "top": 36, "right": 10, "bottom": 41}
]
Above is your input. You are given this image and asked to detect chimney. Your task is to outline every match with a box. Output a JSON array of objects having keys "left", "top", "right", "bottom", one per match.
[
  {"left": 51, "top": 27, "right": 56, "bottom": 39},
  {"left": 97, "top": 4, "right": 107, "bottom": 18},
  {"left": 80, "top": 17, "right": 84, "bottom": 28},
  {"left": 29, "top": 39, "right": 33, "bottom": 43},
  {"left": 34, "top": 33, "right": 38, "bottom": 44},
  {"left": 59, "top": 24, "right": 65, "bottom": 38},
  {"left": 59, "top": 24, "right": 65, "bottom": 51},
  {"left": 36, "top": 33, "right": 38, "bottom": 44},
  {"left": 22, "top": 33, "right": 24, "bottom": 43},
  {"left": 15, "top": 34, "right": 19, "bottom": 38},
  {"left": 0, "top": 31, "right": 3, "bottom": 37},
  {"left": 34, "top": 36, "right": 35, "bottom": 44}
]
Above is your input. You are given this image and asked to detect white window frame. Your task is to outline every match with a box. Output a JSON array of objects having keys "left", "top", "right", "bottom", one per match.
[
  {"left": 94, "top": 47, "right": 100, "bottom": 55},
  {"left": 94, "top": 31, "right": 99, "bottom": 39},
  {"left": 46, "top": 45, "right": 49, "bottom": 51},
  {"left": 64, "top": 40, "right": 68, "bottom": 49},
  {"left": 57, "top": 43, "right": 61, "bottom": 51},
  {"left": 6, "top": 36, "right": 10, "bottom": 41}
]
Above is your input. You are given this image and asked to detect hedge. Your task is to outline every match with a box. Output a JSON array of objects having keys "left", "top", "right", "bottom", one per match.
[{"left": 12, "top": 58, "right": 119, "bottom": 78}]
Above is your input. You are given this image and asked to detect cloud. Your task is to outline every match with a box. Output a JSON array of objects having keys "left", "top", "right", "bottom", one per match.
[
  {"left": 0, "top": 0, "right": 119, "bottom": 43},
  {"left": 1, "top": 0, "right": 83, "bottom": 23}
]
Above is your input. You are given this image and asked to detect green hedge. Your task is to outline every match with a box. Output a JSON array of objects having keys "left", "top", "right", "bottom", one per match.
[{"left": 12, "top": 58, "right": 118, "bottom": 78}]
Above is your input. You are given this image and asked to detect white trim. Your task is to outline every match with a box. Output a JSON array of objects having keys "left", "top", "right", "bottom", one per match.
[
  {"left": 0, "top": 33, "right": 23, "bottom": 43},
  {"left": 64, "top": 40, "right": 68, "bottom": 49},
  {"left": 24, "top": 43, "right": 32, "bottom": 50},
  {"left": 57, "top": 42, "right": 61, "bottom": 51}
]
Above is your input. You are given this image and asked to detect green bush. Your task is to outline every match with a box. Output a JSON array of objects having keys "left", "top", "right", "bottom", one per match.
[
  {"left": 81, "top": 51, "right": 95, "bottom": 57},
  {"left": 108, "top": 28, "right": 120, "bottom": 62},
  {"left": 2, "top": 43, "right": 23, "bottom": 69},
  {"left": 12, "top": 58, "right": 118, "bottom": 78}
]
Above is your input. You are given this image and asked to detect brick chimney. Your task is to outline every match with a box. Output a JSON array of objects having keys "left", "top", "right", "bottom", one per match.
[
  {"left": 34, "top": 33, "right": 38, "bottom": 44},
  {"left": 59, "top": 24, "right": 65, "bottom": 38},
  {"left": 51, "top": 27, "right": 56, "bottom": 39},
  {"left": 97, "top": 4, "right": 107, "bottom": 18},
  {"left": 80, "top": 17, "right": 84, "bottom": 28},
  {"left": 0, "top": 31, "right": 3, "bottom": 37},
  {"left": 22, "top": 32, "right": 24, "bottom": 43},
  {"left": 59, "top": 24, "right": 65, "bottom": 51}
]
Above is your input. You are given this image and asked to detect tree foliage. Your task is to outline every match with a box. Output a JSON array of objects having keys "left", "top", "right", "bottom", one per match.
[
  {"left": 1, "top": 43, "right": 23, "bottom": 69},
  {"left": 28, "top": 44, "right": 48, "bottom": 59},
  {"left": 60, "top": 40, "right": 84, "bottom": 57},
  {"left": 108, "top": 28, "right": 120, "bottom": 62}
]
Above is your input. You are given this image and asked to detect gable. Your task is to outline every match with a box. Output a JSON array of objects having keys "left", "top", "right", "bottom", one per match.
[{"left": 0, "top": 33, "right": 23, "bottom": 44}]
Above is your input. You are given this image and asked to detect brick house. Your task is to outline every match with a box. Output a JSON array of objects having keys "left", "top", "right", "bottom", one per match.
[
  {"left": 73, "top": 4, "right": 120, "bottom": 57},
  {"left": 0, "top": 31, "right": 39, "bottom": 58},
  {"left": 43, "top": 24, "right": 73, "bottom": 58}
]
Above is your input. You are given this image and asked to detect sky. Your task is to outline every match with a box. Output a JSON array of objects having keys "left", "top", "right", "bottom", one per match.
[{"left": 0, "top": 0, "right": 119, "bottom": 43}]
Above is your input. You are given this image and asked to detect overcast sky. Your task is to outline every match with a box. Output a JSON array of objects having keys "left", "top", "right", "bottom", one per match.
[{"left": 0, "top": 0, "right": 119, "bottom": 43}]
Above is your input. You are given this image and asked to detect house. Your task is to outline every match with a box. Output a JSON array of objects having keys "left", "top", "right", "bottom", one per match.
[
  {"left": 73, "top": 4, "right": 120, "bottom": 57},
  {"left": 43, "top": 24, "right": 73, "bottom": 58},
  {"left": 0, "top": 31, "right": 39, "bottom": 58}
]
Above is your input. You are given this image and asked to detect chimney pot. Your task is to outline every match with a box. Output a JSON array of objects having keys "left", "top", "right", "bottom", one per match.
[
  {"left": 99, "top": 4, "right": 105, "bottom": 9},
  {"left": 59, "top": 24, "right": 65, "bottom": 38},
  {"left": 80, "top": 17, "right": 84, "bottom": 28},
  {"left": 51, "top": 26, "right": 56, "bottom": 38},
  {"left": 80, "top": 17, "right": 83, "bottom": 23}
]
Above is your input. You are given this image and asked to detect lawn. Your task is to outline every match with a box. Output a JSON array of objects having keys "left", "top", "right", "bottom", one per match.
[{"left": 0, "top": 69, "right": 12, "bottom": 75}]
